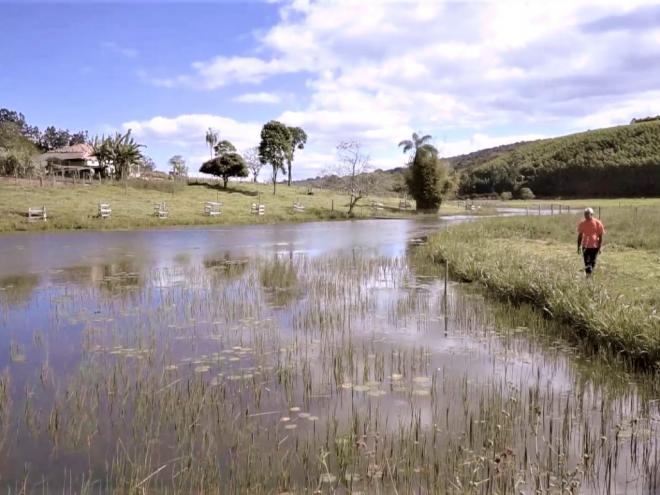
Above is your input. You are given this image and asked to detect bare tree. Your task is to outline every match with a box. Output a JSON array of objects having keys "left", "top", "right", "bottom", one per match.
[
  {"left": 327, "top": 140, "right": 373, "bottom": 214},
  {"left": 243, "top": 147, "right": 263, "bottom": 183}
]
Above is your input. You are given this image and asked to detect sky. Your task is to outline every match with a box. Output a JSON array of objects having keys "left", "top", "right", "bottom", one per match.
[{"left": 2, "top": 0, "right": 659, "bottom": 180}]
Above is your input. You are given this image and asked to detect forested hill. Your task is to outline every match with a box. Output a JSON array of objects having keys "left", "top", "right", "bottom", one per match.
[
  {"left": 295, "top": 142, "right": 531, "bottom": 196},
  {"left": 445, "top": 141, "right": 532, "bottom": 171},
  {"left": 297, "top": 119, "right": 660, "bottom": 198},
  {"left": 459, "top": 120, "right": 660, "bottom": 197}
]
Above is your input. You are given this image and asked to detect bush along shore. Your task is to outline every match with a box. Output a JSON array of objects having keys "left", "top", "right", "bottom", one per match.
[{"left": 417, "top": 213, "right": 660, "bottom": 369}]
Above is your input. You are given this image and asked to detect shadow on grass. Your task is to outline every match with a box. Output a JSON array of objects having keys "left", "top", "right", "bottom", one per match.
[{"left": 187, "top": 182, "right": 260, "bottom": 197}]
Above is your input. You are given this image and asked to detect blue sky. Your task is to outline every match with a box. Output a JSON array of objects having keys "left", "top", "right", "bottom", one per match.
[{"left": 2, "top": 1, "right": 659, "bottom": 179}]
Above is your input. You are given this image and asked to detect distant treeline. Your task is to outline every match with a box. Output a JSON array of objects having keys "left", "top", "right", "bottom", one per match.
[
  {"left": 295, "top": 167, "right": 408, "bottom": 197},
  {"left": 459, "top": 120, "right": 660, "bottom": 197}
]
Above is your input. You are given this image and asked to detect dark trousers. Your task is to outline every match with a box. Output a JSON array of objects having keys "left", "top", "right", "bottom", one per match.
[{"left": 582, "top": 248, "right": 599, "bottom": 275}]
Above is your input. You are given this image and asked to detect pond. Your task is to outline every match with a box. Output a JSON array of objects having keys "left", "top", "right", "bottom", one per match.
[{"left": 0, "top": 218, "right": 658, "bottom": 493}]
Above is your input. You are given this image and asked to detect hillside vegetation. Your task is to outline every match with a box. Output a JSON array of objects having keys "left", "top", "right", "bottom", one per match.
[
  {"left": 460, "top": 120, "right": 660, "bottom": 197},
  {"left": 294, "top": 143, "right": 530, "bottom": 197}
]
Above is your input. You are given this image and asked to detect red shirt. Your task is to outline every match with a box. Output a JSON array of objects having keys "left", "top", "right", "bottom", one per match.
[{"left": 577, "top": 218, "right": 605, "bottom": 248}]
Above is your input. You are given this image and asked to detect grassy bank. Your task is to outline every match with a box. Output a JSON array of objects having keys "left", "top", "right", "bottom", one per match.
[
  {"left": 0, "top": 180, "right": 461, "bottom": 233},
  {"left": 418, "top": 209, "right": 660, "bottom": 368}
]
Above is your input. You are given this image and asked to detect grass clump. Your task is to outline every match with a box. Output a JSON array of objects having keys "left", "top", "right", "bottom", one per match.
[{"left": 418, "top": 213, "right": 660, "bottom": 367}]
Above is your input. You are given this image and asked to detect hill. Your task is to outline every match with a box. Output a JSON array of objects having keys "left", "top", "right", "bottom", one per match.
[
  {"left": 294, "top": 167, "right": 408, "bottom": 197},
  {"left": 459, "top": 120, "right": 660, "bottom": 197},
  {"left": 445, "top": 141, "right": 532, "bottom": 171},
  {"left": 295, "top": 141, "right": 531, "bottom": 197}
]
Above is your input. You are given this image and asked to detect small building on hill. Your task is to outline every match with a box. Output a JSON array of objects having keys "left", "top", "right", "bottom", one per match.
[{"left": 40, "top": 143, "right": 109, "bottom": 178}]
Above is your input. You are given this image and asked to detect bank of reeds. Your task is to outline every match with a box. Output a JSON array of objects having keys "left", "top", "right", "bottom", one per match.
[{"left": 418, "top": 216, "right": 660, "bottom": 368}]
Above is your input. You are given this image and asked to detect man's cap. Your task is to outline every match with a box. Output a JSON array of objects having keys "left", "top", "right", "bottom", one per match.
[{"left": 584, "top": 207, "right": 594, "bottom": 214}]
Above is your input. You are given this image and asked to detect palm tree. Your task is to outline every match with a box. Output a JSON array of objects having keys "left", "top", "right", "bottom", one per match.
[
  {"left": 398, "top": 132, "right": 436, "bottom": 159},
  {"left": 205, "top": 128, "right": 219, "bottom": 158},
  {"left": 111, "top": 130, "right": 144, "bottom": 180}
]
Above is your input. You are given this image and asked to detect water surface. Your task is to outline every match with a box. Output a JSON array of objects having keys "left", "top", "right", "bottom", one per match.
[{"left": 0, "top": 218, "right": 657, "bottom": 493}]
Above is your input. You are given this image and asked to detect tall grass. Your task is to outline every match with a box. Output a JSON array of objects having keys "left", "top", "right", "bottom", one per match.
[
  {"left": 473, "top": 207, "right": 660, "bottom": 251},
  {"left": 417, "top": 216, "right": 660, "bottom": 367}
]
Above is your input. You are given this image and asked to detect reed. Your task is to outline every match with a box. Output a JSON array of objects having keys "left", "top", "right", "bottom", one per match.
[{"left": 0, "top": 243, "right": 657, "bottom": 492}]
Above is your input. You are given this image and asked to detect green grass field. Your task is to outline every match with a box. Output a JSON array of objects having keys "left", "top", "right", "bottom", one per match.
[
  {"left": 0, "top": 179, "right": 464, "bottom": 233},
  {"left": 463, "top": 197, "right": 660, "bottom": 208},
  {"left": 418, "top": 208, "right": 660, "bottom": 368}
]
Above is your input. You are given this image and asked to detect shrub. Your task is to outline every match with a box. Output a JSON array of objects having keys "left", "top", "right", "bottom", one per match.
[
  {"left": 517, "top": 187, "right": 535, "bottom": 200},
  {"left": 500, "top": 191, "right": 513, "bottom": 201}
]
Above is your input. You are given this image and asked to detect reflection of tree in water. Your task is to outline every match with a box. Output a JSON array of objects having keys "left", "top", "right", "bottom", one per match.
[
  {"left": 0, "top": 274, "right": 41, "bottom": 307},
  {"left": 51, "top": 262, "right": 143, "bottom": 296},
  {"left": 259, "top": 255, "right": 301, "bottom": 308},
  {"left": 203, "top": 253, "right": 249, "bottom": 283},
  {"left": 405, "top": 236, "right": 445, "bottom": 281},
  {"left": 99, "top": 261, "right": 142, "bottom": 296}
]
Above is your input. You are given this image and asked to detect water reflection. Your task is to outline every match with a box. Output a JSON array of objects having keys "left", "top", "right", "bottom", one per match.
[
  {"left": 0, "top": 274, "right": 40, "bottom": 307},
  {"left": 0, "top": 220, "right": 657, "bottom": 493}
]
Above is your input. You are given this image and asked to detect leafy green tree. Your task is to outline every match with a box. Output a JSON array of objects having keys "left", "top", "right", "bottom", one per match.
[
  {"left": 214, "top": 140, "right": 236, "bottom": 157},
  {"left": 205, "top": 128, "right": 219, "bottom": 158},
  {"left": 0, "top": 109, "right": 40, "bottom": 143},
  {"left": 91, "top": 135, "right": 115, "bottom": 177},
  {"left": 399, "top": 131, "right": 447, "bottom": 211},
  {"left": 199, "top": 152, "right": 248, "bottom": 188},
  {"left": 286, "top": 126, "right": 307, "bottom": 186},
  {"left": 405, "top": 146, "right": 451, "bottom": 211},
  {"left": 259, "top": 120, "right": 291, "bottom": 194},
  {"left": 0, "top": 121, "right": 39, "bottom": 177},
  {"left": 69, "top": 131, "right": 88, "bottom": 145},
  {"left": 168, "top": 155, "right": 188, "bottom": 178},
  {"left": 39, "top": 126, "right": 72, "bottom": 151}
]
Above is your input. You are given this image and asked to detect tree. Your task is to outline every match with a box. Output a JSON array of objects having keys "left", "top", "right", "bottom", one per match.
[
  {"left": 169, "top": 155, "right": 188, "bottom": 178},
  {"left": 405, "top": 146, "right": 451, "bottom": 211},
  {"left": 398, "top": 132, "right": 437, "bottom": 160},
  {"left": 0, "top": 108, "right": 40, "bottom": 143},
  {"left": 329, "top": 140, "right": 373, "bottom": 214},
  {"left": 69, "top": 131, "right": 88, "bottom": 145},
  {"left": 39, "top": 126, "right": 71, "bottom": 151},
  {"left": 91, "top": 135, "right": 115, "bottom": 177},
  {"left": 108, "top": 130, "right": 144, "bottom": 180},
  {"left": 213, "top": 140, "right": 236, "bottom": 157},
  {"left": 140, "top": 155, "right": 157, "bottom": 172},
  {"left": 243, "top": 147, "right": 263, "bottom": 183},
  {"left": 205, "top": 128, "right": 219, "bottom": 158},
  {"left": 199, "top": 152, "right": 248, "bottom": 188},
  {"left": 0, "top": 121, "right": 39, "bottom": 177},
  {"left": 259, "top": 120, "right": 291, "bottom": 194},
  {"left": 286, "top": 126, "right": 307, "bottom": 186}
]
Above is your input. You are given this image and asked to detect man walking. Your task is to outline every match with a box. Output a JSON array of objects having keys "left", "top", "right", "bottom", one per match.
[{"left": 577, "top": 207, "right": 605, "bottom": 276}]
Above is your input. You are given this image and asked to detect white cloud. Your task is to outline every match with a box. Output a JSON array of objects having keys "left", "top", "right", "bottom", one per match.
[
  {"left": 573, "top": 91, "right": 660, "bottom": 129},
  {"left": 132, "top": 0, "right": 660, "bottom": 178},
  {"left": 122, "top": 114, "right": 262, "bottom": 171},
  {"left": 439, "top": 132, "right": 548, "bottom": 157},
  {"left": 233, "top": 92, "right": 282, "bottom": 104}
]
